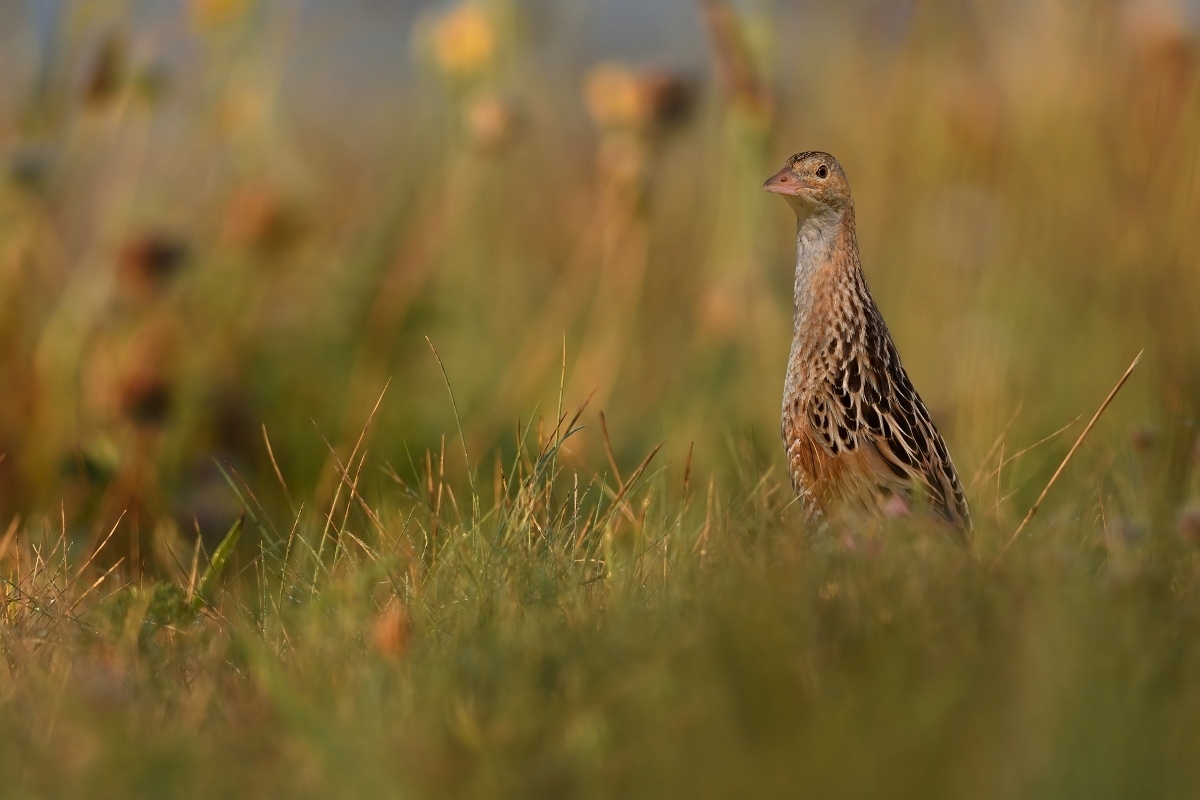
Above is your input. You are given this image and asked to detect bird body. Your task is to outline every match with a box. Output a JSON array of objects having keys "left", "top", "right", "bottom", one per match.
[{"left": 765, "top": 152, "right": 971, "bottom": 532}]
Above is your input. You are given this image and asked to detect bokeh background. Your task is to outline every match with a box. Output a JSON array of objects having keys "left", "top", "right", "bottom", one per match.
[{"left": 1, "top": 0, "right": 1198, "bottom": 557}]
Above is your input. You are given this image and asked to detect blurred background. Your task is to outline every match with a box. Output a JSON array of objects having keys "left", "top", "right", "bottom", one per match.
[{"left": 0, "top": 0, "right": 1198, "bottom": 558}]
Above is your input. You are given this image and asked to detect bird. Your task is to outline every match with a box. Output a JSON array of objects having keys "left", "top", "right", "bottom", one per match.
[{"left": 763, "top": 151, "right": 972, "bottom": 533}]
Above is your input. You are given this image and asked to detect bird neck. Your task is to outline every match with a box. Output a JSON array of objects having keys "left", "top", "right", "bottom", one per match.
[{"left": 792, "top": 204, "right": 861, "bottom": 333}]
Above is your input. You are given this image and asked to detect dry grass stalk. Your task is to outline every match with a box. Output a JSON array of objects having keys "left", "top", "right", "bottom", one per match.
[{"left": 1007, "top": 350, "right": 1144, "bottom": 548}]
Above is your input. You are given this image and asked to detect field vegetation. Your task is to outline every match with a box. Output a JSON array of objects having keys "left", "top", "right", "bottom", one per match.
[{"left": 1, "top": 1, "right": 1199, "bottom": 797}]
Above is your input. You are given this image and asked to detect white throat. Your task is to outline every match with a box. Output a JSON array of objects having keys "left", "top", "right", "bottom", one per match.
[{"left": 792, "top": 207, "right": 843, "bottom": 327}]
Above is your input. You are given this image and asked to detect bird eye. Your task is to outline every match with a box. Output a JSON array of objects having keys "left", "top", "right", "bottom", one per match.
[{"left": 816, "top": 164, "right": 829, "bottom": 179}]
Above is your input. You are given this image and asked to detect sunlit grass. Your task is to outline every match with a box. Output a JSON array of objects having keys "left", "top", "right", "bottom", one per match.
[{"left": 3, "top": 405, "right": 1200, "bottom": 797}]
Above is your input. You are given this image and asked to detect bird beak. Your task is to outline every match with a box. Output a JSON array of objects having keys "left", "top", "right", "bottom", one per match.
[{"left": 763, "top": 167, "right": 808, "bottom": 196}]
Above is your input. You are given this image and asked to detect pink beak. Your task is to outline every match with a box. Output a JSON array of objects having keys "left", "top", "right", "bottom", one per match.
[{"left": 763, "top": 166, "right": 809, "bottom": 196}]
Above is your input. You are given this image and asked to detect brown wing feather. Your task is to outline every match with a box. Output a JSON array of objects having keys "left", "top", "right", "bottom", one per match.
[{"left": 801, "top": 319, "right": 972, "bottom": 531}]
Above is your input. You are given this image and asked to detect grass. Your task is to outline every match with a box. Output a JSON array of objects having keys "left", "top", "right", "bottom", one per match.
[
  {"left": 2, "top": 1, "right": 1200, "bottom": 797},
  {"left": 4, "top": 423, "right": 1200, "bottom": 798}
]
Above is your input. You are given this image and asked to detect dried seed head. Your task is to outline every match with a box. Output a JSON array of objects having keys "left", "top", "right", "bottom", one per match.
[
  {"left": 120, "top": 372, "right": 173, "bottom": 427},
  {"left": 6, "top": 145, "right": 56, "bottom": 193},
  {"left": 83, "top": 33, "right": 126, "bottom": 108},
  {"left": 118, "top": 235, "right": 189, "bottom": 292},
  {"left": 584, "top": 63, "right": 694, "bottom": 135}
]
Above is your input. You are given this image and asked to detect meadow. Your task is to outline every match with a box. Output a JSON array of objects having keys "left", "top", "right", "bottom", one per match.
[{"left": 1, "top": 1, "right": 1199, "bottom": 797}]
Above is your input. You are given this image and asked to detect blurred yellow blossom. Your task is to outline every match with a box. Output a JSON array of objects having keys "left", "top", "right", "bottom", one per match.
[
  {"left": 431, "top": 4, "right": 496, "bottom": 80},
  {"left": 189, "top": 0, "right": 252, "bottom": 31}
]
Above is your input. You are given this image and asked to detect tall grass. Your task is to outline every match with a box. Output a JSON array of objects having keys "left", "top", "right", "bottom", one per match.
[
  {"left": 3, "top": 398, "right": 1200, "bottom": 797},
  {"left": 0, "top": 1, "right": 1199, "bottom": 796}
]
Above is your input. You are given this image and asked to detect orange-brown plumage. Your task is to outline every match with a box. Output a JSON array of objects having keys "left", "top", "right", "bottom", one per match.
[{"left": 766, "top": 152, "right": 971, "bottom": 533}]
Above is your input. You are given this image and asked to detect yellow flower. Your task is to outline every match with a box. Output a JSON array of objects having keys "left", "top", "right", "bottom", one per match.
[
  {"left": 189, "top": 0, "right": 252, "bottom": 30},
  {"left": 432, "top": 4, "right": 496, "bottom": 79}
]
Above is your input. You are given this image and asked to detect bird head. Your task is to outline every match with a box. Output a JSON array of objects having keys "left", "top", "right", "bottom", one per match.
[{"left": 763, "top": 151, "right": 852, "bottom": 216}]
